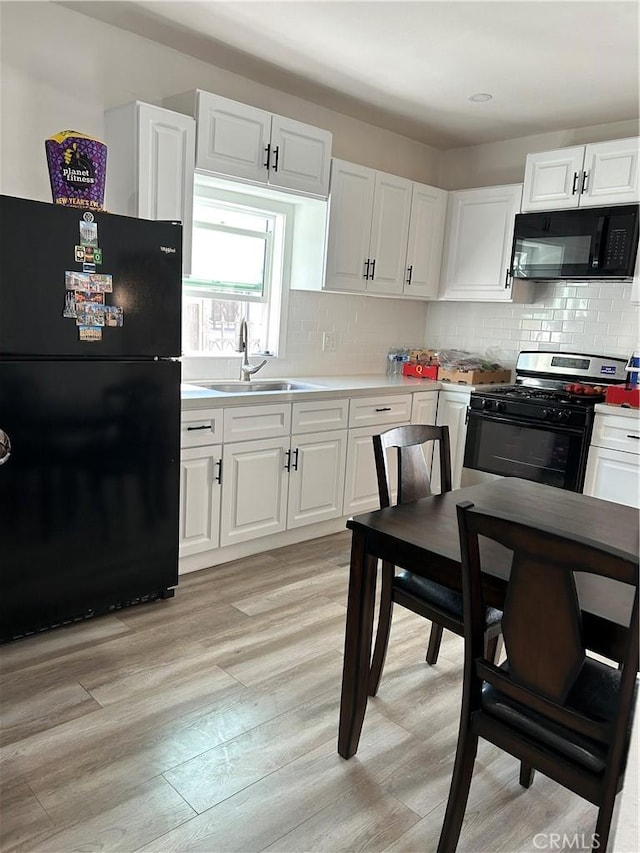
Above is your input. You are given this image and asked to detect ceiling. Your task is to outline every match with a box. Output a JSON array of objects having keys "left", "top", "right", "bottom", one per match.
[{"left": 60, "top": 1, "right": 639, "bottom": 149}]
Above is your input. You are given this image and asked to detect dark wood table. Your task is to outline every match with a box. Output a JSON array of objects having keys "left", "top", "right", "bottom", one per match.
[{"left": 338, "top": 477, "right": 640, "bottom": 759}]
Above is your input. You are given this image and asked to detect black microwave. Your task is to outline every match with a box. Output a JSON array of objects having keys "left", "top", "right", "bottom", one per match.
[{"left": 510, "top": 205, "right": 639, "bottom": 280}]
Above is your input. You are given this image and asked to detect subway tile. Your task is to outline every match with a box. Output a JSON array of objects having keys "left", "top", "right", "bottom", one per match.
[
  {"left": 561, "top": 321, "right": 585, "bottom": 333},
  {"left": 541, "top": 321, "right": 563, "bottom": 332},
  {"left": 565, "top": 298, "right": 590, "bottom": 310},
  {"left": 521, "top": 320, "right": 542, "bottom": 331},
  {"left": 530, "top": 331, "right": 551, "bottom": 343}
]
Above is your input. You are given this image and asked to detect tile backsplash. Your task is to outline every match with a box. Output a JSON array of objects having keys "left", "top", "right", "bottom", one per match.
[
  {"left": 424, "top": 282, "right": 640, "bottom": 369},
  {"left": 182, "top": 283, "right": 639, "bottom": 382},
  {"left": 182, "top": 290, "right": 429, "bottom": 381}
]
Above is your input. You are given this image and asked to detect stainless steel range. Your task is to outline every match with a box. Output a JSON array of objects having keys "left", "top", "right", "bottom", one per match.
[{"left": 462, "top": 351, "right": 628, "bottom": 492}]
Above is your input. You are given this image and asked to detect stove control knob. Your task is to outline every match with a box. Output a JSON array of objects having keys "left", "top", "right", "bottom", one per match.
[
  {"left": 495, "top": 401, "right": 506, "bottom": 413},
  {"left": 542, "top": 408, "right": 553, "bottom": 419},
  {"left": 481, "top": 399, "right": 494, "bottom": 411},
  {"left": 556, "top": 410, "right": 571, "bottom": 423}
]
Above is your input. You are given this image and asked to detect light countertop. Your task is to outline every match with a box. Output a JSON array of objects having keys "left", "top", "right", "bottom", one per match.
[
  {"left": 180, "top": 374, "right": 444, "bottom": 409},
  {"left": 594, "top": 403, "right": 640, "bottom": 419}
]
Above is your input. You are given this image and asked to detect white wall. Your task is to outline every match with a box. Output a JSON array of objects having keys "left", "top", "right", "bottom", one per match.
[
  {"left": 438, "top": 120, "right": 639, "bottom": 190},
  {"left": 0, "top": 1, "right": 435, "bottom": 379}
]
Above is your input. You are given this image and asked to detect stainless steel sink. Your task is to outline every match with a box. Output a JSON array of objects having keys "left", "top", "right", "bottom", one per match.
[{"left": 194, "top": 380, "right": 323, "bottom": 393}]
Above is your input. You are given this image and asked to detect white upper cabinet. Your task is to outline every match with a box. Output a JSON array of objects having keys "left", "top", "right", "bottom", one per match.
[
  {"left": 104, "top": 101, "right": 195, "bottom": 274},
  {"left": 439, "top": 183, "right": 532, "bottom": 302},
  {"left": 522, "top": 137, "right": 640, "bottom": 211},
  {"left": 367, "top": 171, "right": 413, "bottom": 295},
  {"left": 324, "top": 160, "right": 376, "bottom": 293},
  {"left": 193, "top": 91, "right": 332, "bottom": 196},
  {"left": 404, "top": 182, "right": 448, "bottom": 299},
  {"left": 324, "top": 159, "right": 444, "bottom": 298}
]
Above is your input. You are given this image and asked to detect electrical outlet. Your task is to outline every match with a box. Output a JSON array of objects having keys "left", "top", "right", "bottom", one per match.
[{"left": 322, "top": 332, "right": 336, "bottom": 352}]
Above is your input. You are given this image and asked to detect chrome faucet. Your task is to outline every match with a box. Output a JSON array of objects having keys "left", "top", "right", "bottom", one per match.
[{"left": 237, "top": 318, "right": 267, "bottom": 381}]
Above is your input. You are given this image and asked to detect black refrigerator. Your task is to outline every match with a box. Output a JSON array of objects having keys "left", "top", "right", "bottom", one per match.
[{"left": 0, "top": 194, "right": 182, "bottom": 642}]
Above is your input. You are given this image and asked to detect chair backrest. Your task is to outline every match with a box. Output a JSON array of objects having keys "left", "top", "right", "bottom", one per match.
[
  {"left": 373, "top": 424, "right": 452, "bottom": 508},
  {"left": 456, "top": 500, "right": 639, "bottom": 760}
]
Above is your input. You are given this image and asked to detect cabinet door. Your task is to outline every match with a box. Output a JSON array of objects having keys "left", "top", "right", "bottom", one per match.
[
  {"left": 521, "top": 147, "right": 585, "bottom": 211},
  {"left": 105, "top": 102, "right": 195, "bottom": 276},
  {"left": 179, "top": 444, "right": 221, "bottom": 556},
  {"left": 583, "top": 446, "right": 640, "bottom": 508},
  {"left": 433, "top": 390, "right": 470, "bottom": 491},
  {"left": 366, "top": 172, "right": 412, "bottom": 295},
  {"left": 287, "top": 430, "right": 347, "bottom": 529},
  {"left": 269, "top": 115, "right": 332, "bottom": 196},
  {"left": 404, "top": 183, "right": 447, "bottom": 299},
  {"left": 410, "top": 390, "right": 439, "bottom": 480},
  {"left": 324, "top": 160, "right": 375, "bottom": 292},
  {"left": 343, "top": 424, "right": 403, "bottom": 515},
  {"left": 439, "top": 184, "right": 528, "bottom": 302},
  {"left": 196, "top": 92, "right": 271, "bottom": 184},
  {"left": 581, "top": 138, "right": 640, "bottom": 207},
  {"left": 220, "top": 437, "right": 290, "bottom": 547}
]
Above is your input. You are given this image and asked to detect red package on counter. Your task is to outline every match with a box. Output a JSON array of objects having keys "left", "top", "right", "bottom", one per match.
[
  {"left": 605, "top": 386, "right": 640, "bottom": 408},
  {"left": 402, "top": 362, "right": 439, "bottom": 379}
]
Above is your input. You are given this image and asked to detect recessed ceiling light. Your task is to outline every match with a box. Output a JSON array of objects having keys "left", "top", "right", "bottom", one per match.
[{"left": 468, "top": 93, "right": 493, "bottom": 102}]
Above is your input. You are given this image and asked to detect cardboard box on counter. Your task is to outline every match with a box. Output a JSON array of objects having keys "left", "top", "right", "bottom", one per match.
[{"left": 438, "top": 367, "right": 511, "bottom": 385}]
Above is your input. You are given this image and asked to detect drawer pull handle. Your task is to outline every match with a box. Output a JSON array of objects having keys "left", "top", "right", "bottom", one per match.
[
  {"left": 187, "top": 425, "right": 210, "bottom": 431},
  {"left": 375, "top": 407, "right": 392, "bottom": 412},
  {"left": 627, "top": 434, "right": 640, "bottom": 440},
  {"left": 215, "top": 459, "right": 223, "bottom": 484}
]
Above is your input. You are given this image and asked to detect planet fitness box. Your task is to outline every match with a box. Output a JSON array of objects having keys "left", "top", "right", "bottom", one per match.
[{"left": 45, "top": 130, "right": 107, "bottom": 210}]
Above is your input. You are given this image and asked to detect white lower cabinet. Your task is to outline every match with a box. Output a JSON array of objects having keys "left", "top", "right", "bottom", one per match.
[
  {"left": 432, "top": 388, "right": 471, "bottom": 491},
  {"left": 410, "top": 389, "right": 439, "bottom": 483},
  {"left": 583, "top": 410, "right": 640, "bottom": 508},
  {"left": 344, "top": 424, "right": 403, "bottom": 515},
  {"left": 287, "top": 430, "right": 348, "bottom": 529},
  {"left": 220, "top": 436, "right": 291, "bottom": 547},
  {"left": 179, "top": 445, "right": 222, "bottom": 556},
  {"left": 179, "top": 408, "right": 224, "bottom": 557}
]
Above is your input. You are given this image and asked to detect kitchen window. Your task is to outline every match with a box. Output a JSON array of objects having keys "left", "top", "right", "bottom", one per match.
[{"left": 182, "top": 178, "right": 290, "bottom": 357}]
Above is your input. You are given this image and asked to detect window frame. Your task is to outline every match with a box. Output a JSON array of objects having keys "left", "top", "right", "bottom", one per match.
[{"left": 182, "top": 176, "right": 294, "bottom": 358}]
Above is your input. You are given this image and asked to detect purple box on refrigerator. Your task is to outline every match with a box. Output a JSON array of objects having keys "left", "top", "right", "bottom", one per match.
[{"left": 45, "top": 130, "right": 107, "bottom": 211}]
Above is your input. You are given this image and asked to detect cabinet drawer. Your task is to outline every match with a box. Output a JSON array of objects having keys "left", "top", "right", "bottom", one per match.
[
  {"left": 591, "top": 413, "right": 640, "bottom": 455},
  {"left": 181, "top": 408, "right": 223, "bottom": 448},
  {"left": 348, "top": 394, "right": 412, "bottom": 429},
  {"left": 292, "top": 398, "right": 349, "bottom": 434},
  {"left": 223, "top": 403, "right": 292, "bottom": 443}
]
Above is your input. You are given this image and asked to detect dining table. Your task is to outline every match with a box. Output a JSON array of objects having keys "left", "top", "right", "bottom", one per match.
[{"left": 337, "top": 476, "right": 640, "bottom": 759}]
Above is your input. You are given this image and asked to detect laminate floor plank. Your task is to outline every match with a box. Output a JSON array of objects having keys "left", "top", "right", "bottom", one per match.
[{"left": 0, "top": 532, "right": 618, "bottom": 853}]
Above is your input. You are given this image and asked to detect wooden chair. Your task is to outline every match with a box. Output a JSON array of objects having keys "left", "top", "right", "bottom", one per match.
[
  {"left": 369, "top": 424, "right": 502, "bottom": 696},
  {"left": 437, "top": 501, "right": 639, "bottom": 853}
]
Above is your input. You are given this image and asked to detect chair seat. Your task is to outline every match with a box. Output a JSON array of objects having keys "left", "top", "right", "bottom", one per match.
[
  {"left": 481, "top": 658, "right": 624, "bottom": 774},
  {"left": 395, "top": 569, "right": 502, "bottom": 627}
]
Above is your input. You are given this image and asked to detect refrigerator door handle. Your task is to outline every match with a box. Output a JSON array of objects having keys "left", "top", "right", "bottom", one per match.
[{"left": 0, "top": 429, "right": 11, "bottom": 466}]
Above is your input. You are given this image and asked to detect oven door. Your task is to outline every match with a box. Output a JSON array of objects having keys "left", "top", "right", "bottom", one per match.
[{"left": 463, "top": 410, "right": 588, "bottom": 492}]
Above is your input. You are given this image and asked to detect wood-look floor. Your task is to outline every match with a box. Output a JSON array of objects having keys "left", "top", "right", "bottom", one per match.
[{"left": 1, "top": 531, "right": 600, "bottom": 852}]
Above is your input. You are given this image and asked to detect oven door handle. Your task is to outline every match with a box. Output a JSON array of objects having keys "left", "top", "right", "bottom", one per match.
[{"left": 466, "top": 409, "right": 584, "bottom": 436}]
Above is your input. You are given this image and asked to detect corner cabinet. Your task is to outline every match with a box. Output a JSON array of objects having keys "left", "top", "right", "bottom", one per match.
[
  {"left": 522, "top": 137, "right": 640, "bottom": 212},
  {"left": 583, "top": 409, "right": 640, "bottom": 508},
  {"left": 324, "top": 159, "right": 447, "bottom": 298},
  {"left": 186, "top": 91, "right": 332, "bottom": 197},
  {"left": 439, "top": 184, "right": 532, "bottom": 303},
  {"left": 104, "top": 101, "right": 195, "bottom": 275}
]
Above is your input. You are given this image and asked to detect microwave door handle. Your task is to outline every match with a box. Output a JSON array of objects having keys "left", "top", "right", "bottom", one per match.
[{"left": 592, "top": 216, "right": 606, "bottom": 269}]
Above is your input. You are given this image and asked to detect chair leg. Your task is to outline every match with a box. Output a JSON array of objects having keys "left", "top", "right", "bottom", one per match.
[
  {"left": 592, "top": 785, "right": 618, "bottom": 852},
  {"left": 426, "top": 622, "right": 444, "bottom": 665},
  {"left": 485, "top": 634, "right": 503, "bottom": 664},
  {"left": 368, "top": 561, "right": 394, "bottom": 696},
  {"left": 436, "top": 729, "right": 479, "bottom": 853},
  {"left": 519, "top": 763, "right": 535, "bottom": 788}
]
